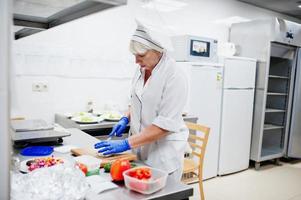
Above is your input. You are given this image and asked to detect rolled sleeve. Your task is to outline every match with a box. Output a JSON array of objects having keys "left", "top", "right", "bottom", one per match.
[{"left": 152, "top": 115, "right": 179, "bottom": 132}]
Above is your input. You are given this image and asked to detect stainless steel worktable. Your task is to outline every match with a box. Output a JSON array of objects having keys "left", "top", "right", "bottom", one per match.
[
  {"left": 14, "top": 128, "right": 193, "bottom": 200},
  {"left": 55, "top": 114, "right": 121, "bottom": 130},
  {"left": 55, "top": 113, "right": 198, "bottom": 138}
]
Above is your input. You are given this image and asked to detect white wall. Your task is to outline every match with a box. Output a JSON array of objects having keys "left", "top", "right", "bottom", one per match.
[
  {"left": 12, "top": 0, "right": 301, "bottom": 122},
  {"left": 12, "top": 6, "right": 137, "bottom": 122}
]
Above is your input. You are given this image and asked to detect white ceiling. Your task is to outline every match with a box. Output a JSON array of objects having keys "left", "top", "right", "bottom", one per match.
[{"left": 238, "top": 0, "right": 301, "bottom": 19}]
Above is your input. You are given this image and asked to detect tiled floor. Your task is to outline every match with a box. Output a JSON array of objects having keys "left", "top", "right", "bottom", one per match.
[{"left": 189, "top": 160, "right": 301, "bottom": 200}]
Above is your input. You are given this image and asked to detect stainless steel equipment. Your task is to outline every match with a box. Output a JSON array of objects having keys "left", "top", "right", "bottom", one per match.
[
  {"left": 55, "top": 113, "right": 198, "bottom": 140},
  {"left": 11, "top": 119, "right": 71, "bottom": 147},
  {"left": 287, "top": 48, "right": 301, "bottom": 158},
  {"left": 13, "top": 0, "right": 127, "bottom": 39},
  {"left": 55, "top": 113, "right": 128, "bottom": 140},
  {"left": 230, "top": 18, "right": 301, "bottom": 169}
]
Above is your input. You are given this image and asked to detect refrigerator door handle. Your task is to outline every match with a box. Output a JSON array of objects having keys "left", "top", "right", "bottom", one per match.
[
  {"left": 192, "top": 65, "right": 222, "bottom": 69},
  {"left": 224, "top": 87, "right": 254, "bottom": 90}
]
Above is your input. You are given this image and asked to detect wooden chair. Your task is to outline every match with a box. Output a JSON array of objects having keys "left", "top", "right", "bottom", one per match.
[{"left": 182, "top": 122, "right": 210, "bottom": 200}]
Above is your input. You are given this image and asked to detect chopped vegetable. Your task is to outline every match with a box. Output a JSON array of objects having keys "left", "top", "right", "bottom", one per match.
[
  {"left": 80, "top": 116, "right": 93, "bottom": 122},
  {"left": 26, "top": 156, "right": 64, "bottom": 171},
  {"left": 103, "top": 163, "right": 111, "bottom": 173},
  {"left": 102, "top": 111, "right": 122, "bottom": 120},
  {"left": 129, "top": 181, "right": 149, "bottom": 191},
  {"left": 128, "top": 167, "right": 152, "bottom": 180},
  {"left": 130, "top": 162, "right": 137, "bottom": 168}
]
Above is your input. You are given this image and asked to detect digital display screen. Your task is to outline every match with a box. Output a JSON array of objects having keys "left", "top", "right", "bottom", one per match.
[{"left": 190, "top": 39, "right": 210, "bottom": 57}]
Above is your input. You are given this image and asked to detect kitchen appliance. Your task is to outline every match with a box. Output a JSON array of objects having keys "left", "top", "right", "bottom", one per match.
[
  {"left": 230, "top": 18, "right": 301, "bottom": 169},
  {"left": 11, "top": 119, "right": 70, "bottom": 146},
  {"left": 171, "top": 35, "right": 218, "bottom": 62},
  {"left": 177, "top": 57, "right": 256, "bottom": 178},
  {"left": 288, "top": 48, "right": 301, "bottom": 158},
  {"left": 218, "top": 57, "right": 256, "bottom": 175},
  {"left": 218, "top": 42, "right": 237, "bottom": 57},
  {"left": 178, "top": 61, "right": 223, "bottom": 180}
]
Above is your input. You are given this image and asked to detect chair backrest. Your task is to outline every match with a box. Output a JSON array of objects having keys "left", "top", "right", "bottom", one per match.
[{"left": 185, "top": 122, "right": 210, "bottom": 172}]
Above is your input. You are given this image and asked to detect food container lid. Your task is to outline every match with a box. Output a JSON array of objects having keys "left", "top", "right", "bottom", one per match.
[{"left": 20, "top": 146, "right": 54, "bottom": 156}]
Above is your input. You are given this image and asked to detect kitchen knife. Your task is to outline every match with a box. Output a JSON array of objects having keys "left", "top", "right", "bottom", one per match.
[{"left": 106, "top": 133, "right": 114, "bottom": 141}]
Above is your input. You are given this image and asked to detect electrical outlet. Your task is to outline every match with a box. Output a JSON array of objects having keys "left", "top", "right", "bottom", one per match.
[
  {"left": 32, "top": 82, "right": 49, "bottom": 92},
  {"left": 41, "top": 83, "right": 48, "bottom": 92},
  {"left": 32, "top": 83, "right": 42, "bottom": 92}
]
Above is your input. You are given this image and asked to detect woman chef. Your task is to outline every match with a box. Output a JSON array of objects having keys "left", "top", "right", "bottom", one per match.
[{"left": 94, "top": 22, "right": 189, "bottom": 180}]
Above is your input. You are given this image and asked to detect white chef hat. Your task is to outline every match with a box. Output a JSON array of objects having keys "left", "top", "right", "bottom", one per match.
[
  {"left": 130, "top": 21, "right": 165, "bottom": 54},
  {"left": 129, "top": 40, "right": 151, "bottom": 55}
]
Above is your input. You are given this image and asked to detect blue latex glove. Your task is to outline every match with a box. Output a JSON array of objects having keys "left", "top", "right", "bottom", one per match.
[
  {"left": 94, "top": 139, "right": 131, "bottom": 155},
  {"left": 109, "top": 116, "right": 129, "bottom": 137}
]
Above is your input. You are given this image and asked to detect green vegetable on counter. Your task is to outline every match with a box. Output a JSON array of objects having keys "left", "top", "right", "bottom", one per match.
[
  {"left": 86, "top": 168, "right": 100, "bottom": 176},
  {"left": 104, "top": 163, "right": 111, "bottom": 173},
  {"left": 104, "top": 161, "right": 136, "bottom": 173},
  {"left": 80, "top": 116, "right": 93, "bottom": 122},
  {"left": 130, "top": 162, "right": 137, "bottom": 168}
]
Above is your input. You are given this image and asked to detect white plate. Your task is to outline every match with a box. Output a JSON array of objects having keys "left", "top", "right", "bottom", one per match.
[
  {"left": 92, "top": 110, "right": 103, "bottom": 117},
  {"left": 71, "top": 116, "right": 104, "bottom": 124},
  {"left": 19, "top": 157, "right": 67, "bottom": 173},
  {"left": 103, "top": 117, "right": 121, "bottom": 122},
  {"left": 102, "top": 112, "right": 122, "bottom": 122}
]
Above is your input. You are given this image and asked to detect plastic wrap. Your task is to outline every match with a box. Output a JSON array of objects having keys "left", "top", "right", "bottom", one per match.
[{"left": 11, "top": 164, "right": 89, "bottom": 200}]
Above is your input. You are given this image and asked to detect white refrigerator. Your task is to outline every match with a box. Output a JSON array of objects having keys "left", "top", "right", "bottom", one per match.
[
  {"left": 180, "top": 61, "right": 224, "bottom": 180},
  {"left": 218, "top": 57, "right": 256, "bottom": 175},
  {"left": 178, "top": 57, "right": 256, "bottom": 179}
]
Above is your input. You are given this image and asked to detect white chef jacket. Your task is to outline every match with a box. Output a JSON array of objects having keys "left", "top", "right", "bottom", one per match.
[{"left": 129, "top": 52, "right": 189, "bottom": 174}]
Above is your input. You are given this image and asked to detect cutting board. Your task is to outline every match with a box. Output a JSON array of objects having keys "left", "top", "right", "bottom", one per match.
[{"left": 71, "top": 148, "right": 137, "bottom": 167}]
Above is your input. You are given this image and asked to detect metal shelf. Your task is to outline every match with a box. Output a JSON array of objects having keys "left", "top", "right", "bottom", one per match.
[
  {"left": 269, "top": 75, "right": 289, "bottom": 79},
  {"left": 265, "top": 108, "right": 286, "bottom": 113},
  {"left": 264, "top": 124, "right": 284, "bottom": 130},
  {"left": 13, "top": 0, "right": 127, "bottom": 39},
  {"left": 261, "top": 146, "right": 283, "bottom": 157}
]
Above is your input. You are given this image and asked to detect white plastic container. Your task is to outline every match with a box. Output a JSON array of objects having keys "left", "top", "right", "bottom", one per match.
[
  {"left": 123, "top": 167, "right": 168, "bottom": 195},
  {"left": 73, "top": 155, "right": 101, "bottom": 171}
]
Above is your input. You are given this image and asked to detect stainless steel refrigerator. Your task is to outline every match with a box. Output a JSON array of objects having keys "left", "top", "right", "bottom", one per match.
[{"left": 230, "top": 18, "right": 301, "bottom": 169}]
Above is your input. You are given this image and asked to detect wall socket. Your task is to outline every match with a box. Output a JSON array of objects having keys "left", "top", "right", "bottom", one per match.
[{"left": 32, "top": 82, "right": 49, "bottom": 92}]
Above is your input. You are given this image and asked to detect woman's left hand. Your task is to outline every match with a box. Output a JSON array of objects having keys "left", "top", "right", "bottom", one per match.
[{"left": 94, "top": 139, "right": 131, "bottom": 155}]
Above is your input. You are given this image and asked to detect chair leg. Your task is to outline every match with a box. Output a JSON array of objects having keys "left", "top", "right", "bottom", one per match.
[
  {"left": 199, "top": 179, "right": 205, "bottom": 200},
  {"left": 198, "top": 170, "right": 205, "bottom": 200}
]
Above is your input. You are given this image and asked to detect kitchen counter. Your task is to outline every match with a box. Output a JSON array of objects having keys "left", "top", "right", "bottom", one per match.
[{"left": 13, "top": 128, "right": 193, "bottom": 200}]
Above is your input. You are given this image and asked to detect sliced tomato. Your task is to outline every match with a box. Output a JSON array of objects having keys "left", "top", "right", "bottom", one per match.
[
  {"left": 128, "top": 170, "right": 137, "bottom": 177},
  {"left": 127, "top": 167, "right": 152, "bottom": 180},
  {"left": 129, "top": 181, "right": 149, "bottom": 191},
  {"left": 143, "top": 170, "right": 151, "bottom": 179},
  {"left": 136, "top": 169, "right": 144, "bottom": 179}
]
